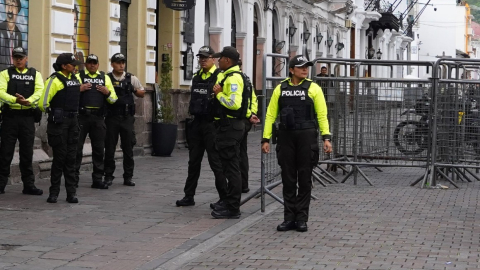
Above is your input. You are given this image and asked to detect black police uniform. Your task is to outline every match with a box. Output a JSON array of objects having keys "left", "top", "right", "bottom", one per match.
[
  {"left": 263, "top": 78, "right": 330, "bottom": 226},
  {"left": 211, "top": 64, "right": 249, "bottom": 218},
  {"left": 0, "top": 67, "right": 43, "bottom": 194},
  {"left": 104, "top": 72, "right": 136, "bottom": 184},
  {"left": 75, "top": 70, "right": 115, "bottom": 189},
  {"left": 43, "top": 73, "right": 82, "bottom": 199},
  {"left": 178, "top": 67, "right": 227, "bottom": 205}
]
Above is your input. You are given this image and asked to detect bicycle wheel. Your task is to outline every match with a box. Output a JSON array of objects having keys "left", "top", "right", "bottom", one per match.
[{"left": 393, "top": 120, "right": 429, "bottom": 155}]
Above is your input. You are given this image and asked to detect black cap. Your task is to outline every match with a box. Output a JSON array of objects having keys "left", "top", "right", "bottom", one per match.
[
  {"left": 12, "top": 47, "right": 26, "bottom": 57},
  {"left": 111, "top": 53, "right": 126, "bottom": 63},
  {"left": 55, "top": 53, "right": 81, "bottom": 66},
  {"left": 212, "top": 46, "right": 240, "bottom": 62},
  {"left": 86, "top": 54, "right": 99, "bottom": 63},
  {"left": 289, "top": 55, "right": 313, "bottom": 68},
  {"left": 196, "top": 46, "right": 215, "bottom": 57}
]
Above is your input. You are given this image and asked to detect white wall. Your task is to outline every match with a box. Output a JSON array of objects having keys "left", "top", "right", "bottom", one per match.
[{"left": 416, "top": 0, "right": 456, "bottom": 77}]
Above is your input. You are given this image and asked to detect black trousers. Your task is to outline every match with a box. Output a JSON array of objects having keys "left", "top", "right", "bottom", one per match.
[
  {"left": 240, "top": 119, "right": 252, "bottom": 190},
  {"left": 215, "top": 118, "right": 245, "bottom": 212},
  {"left": 0, "top": 114, "right": 35, "bottom": 189},
  {"left": 104, "top": 115, "right": 136, "bottom": 180},
  {"left": 75, "top": 114, "right": 106, "bottom": 183},
  {"left": 47, "top": 117, "right": 80, "bottom": 196},
  {"left": 276, "top": 128, "right": 319, "bottom": 222},
  {"left": 184, "top": 117, "right": 227, "bottom": 199}
]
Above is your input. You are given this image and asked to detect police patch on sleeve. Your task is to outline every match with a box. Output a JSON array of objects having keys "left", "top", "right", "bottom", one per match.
[{"left": 231, "top": 84, "right": 238, "bottom": 92}]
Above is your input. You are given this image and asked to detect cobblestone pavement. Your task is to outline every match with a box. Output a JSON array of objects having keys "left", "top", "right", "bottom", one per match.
[
  {"left": 183, "top": 166, "right": 480, "bottom": 270},
  {"left": 2, "top": 129, "right": 480, "bottom": 270}
]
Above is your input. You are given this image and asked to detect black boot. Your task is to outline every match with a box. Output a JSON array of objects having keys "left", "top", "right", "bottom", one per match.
[
  {"left": 296, "top": 221, "right": 308, "bottom": 232},
  {"left": 123, "top": 178, "right": 135, "bottom": 186},
  {"left": 22, "top": 186, "right": 43, "bottom": 195},
  {"left": 211, "top": 209, "right": 241, "bottom": 219},
  {"left": 91, "top": 181, "right": 109, "bottom": 189},
  {"left": 46, "top": 195, "right": 58, "bottom": 203},
  {"left": 176, "top": 197, "right": 195, "bottom": 207},
  {"left": 66, "top": 194, "right": 79, "bottom": 203},
  {"left": 277, "top": 221, "right": 296, "bottom": 231}
]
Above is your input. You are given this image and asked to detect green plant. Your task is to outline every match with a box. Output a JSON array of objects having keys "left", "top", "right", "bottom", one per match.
[{"left": 155, "top": 56, "right": 175, "bottom": 124}]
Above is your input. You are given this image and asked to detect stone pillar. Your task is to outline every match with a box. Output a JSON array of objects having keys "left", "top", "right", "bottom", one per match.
[
  {"left": 256, "top": 37, "right": 266, "bottom": 90},
  {"left": 209, "top": 27, "right": 222, "bottom": 53},
  {"left": 236, "top": 32, "right": 246, "bottom": 61},
  {"left": 244, "top": 0, "right": 255, "bottom": 79}
]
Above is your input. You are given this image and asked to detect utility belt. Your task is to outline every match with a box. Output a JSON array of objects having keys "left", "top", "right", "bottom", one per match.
[
  {"left": 3, "top": 107, "right": 34, "bottom": 117},
  {"left": 278, "top": 121, "right": 317, "bottom": 130},
  {"left": 107, "top": 104, "right": 135, "bottom": 117},
  {"left": 192, "top": 114, "right": 214, "bottom": 122},
  {"left": 213, "top": 117, "right": 231, "bottom": 128},
  {"left": 3, "top": 106, "right": 43, "bottom": 123},
  {"left": 47, "top": 108, "right": 78, "bottom": 124},
  {"left": 79, "top": 107, "right": 104, "bottom": 116}
]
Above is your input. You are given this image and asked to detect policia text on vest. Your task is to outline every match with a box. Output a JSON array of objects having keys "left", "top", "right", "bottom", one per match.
[
  {"left": 75, "top": 55, "right": 118, "bottom": 190},
  {"left": 261, "top": 55, "right": 332, "bottom": 232},
  {"left": 40, "top": 53, "right": 84, "bottom": 203},
  {"left": 0, "top": 46, "right": 45, "bottom": 195},
  {"left": 176, "top": 58, "right": 228, "bottom": 207}
]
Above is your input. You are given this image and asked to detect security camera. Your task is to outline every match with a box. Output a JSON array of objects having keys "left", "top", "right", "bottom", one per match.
[{"left": 434, "top": 7, "right": 437, "bottom": 11}]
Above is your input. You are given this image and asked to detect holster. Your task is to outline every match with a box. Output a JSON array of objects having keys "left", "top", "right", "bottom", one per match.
[
  {"left": 48, "top": 108, "right": 64, "bottom": 124},
  {"left": 33, "top": 108, "right": 42, "bottom": 123}
]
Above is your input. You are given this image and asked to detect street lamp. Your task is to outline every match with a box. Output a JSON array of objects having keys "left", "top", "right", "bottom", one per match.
[
  {"left": 316, "top": 32, "right": 323, "bottom": 49},
  {"left": 335, "top": 42, "right": 344, "bottom": 52},
  {"left": 288, "top": 24, "right": 297, "bottom": 42},
  {"left": 376, "top": 49, "right": 383, "bottom": 59},
  {"left": 326, "top": 36, "right": 333, "bottom": 48},
  {"left": 303, "top": 29, "right": 311, "bottom": 44}
]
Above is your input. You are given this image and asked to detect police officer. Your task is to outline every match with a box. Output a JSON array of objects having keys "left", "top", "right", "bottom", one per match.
[
  {"left": 176, "top": 46, "right": 227, "bottom": 207},
  {"left": 75, "top": 54, "right": 117, "bottom": 190},
  {"left": 261, "top": 55, "right": 332, "bottom": 232},
  {"left": 210, "top": 46, "right": 249, "bottom": 219},
  {"left": 104, "top": 53, "right": 145, "bottom": 187},
  {"left": 0, "top": 47, "right": 44, "bottom": 195},
  {"left": 40, "top": 53, "right": 82, "bottom": 203}
]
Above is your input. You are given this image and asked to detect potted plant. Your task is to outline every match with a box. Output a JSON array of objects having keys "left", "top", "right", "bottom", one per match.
[{"left": 151, "top": 55, "right": 178, "bottom": 156}]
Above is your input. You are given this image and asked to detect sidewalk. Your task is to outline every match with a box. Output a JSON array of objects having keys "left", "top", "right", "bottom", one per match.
[
  {"left": 2, "top": 129, "right": 480, "bottom": 269},
  {"left": 0, "top": 130, "right": 272, "bottom": 270}
]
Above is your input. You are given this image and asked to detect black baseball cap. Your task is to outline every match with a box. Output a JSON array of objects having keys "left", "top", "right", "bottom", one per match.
[
  {"left": 111, "top": 53, "right": 126, "bottom": 63},
  {"left": 212, "top": 46, "right": 240, "bottom": 62},
  {"left": 196, "top": 46, "right": 215, "bottom": 57},
  {"left": 289, "top": 55, "right": 313, "bottom": 68},
  {"left": 86, "top": 54, "right": 99, "bottom": 63},
  {"left": 55, "top": 53, "right": 81, "bottom": 66},
  {"left": 12, "top": 47, "right": 26, "bottom": 57}
]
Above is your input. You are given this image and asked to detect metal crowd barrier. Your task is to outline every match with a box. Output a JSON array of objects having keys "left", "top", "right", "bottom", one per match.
[
  {"left": 428, "top": 58, "right": 480, "bottom": 187},
  {"left": 240, "top": 53, "right": 289, "bottom": 212},
  {"left": 312, "top": 58, "right": 435, "bottom": 186},
  {"left": 249, "top": 56, "right": 480, "bottom": 212}
]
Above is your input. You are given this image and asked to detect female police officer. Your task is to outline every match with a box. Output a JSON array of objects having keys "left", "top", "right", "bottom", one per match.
[
  {"left": 40, "top": 53, "right": 82, "bottom": 204},
  {"left": 261, "top": 55, "right": 332, "bottom": 232}
]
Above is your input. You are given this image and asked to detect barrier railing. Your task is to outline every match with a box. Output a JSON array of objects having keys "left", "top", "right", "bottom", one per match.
[{"left": 250, "top": 56, "right": 480, "bottom": 212}]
